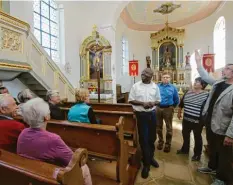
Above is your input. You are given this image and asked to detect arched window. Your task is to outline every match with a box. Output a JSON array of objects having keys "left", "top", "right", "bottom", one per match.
[
  {"left": 214, "top": 16, "right": 225, "bottom": 70},
  {"left": 122, "top": 37, "right": 129, "bottom": 75},
  {"left": 33, "top": 0, "right": 60, "bottom": 63}
]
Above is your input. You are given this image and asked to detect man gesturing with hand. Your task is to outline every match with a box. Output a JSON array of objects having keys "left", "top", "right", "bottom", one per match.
[
  {"left": 129, "top": 68, "right": 161, "bottom": 179},
  {"left": 195, "top": 50, "right": 233, "bottom": 185}
]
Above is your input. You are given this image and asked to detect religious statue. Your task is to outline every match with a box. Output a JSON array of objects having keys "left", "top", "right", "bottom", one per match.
[
  {"left": 87, "top": 44, "right": 104, "bottom": 79},
  {"left": 163, "top": 47, "right": 172, "bottom": 67},
  {"left": 146, "top": 56, "right": 151, "bottom": 68},
  {"left": 185, "top": 52, "right": 190, "bottom": 66},
  {"left": 153, "top": 2, "right": 181, "bottom": 15}
]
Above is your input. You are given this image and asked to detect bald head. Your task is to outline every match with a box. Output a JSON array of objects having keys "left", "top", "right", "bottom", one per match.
[
  {"left": 0, "top": 94, "right": 17, "bottom": 117},
  {"left": 141, "top": 68, "right": 153, "bottom": 84}
]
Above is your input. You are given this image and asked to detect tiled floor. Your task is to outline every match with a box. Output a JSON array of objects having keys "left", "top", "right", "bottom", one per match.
[{"left": 134, "top": 117, "right": 213, "bottom": 185}]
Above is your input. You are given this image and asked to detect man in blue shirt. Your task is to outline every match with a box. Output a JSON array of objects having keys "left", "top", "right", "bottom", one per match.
[{"left": 157, "top": 72, "right": 179, "bottom": 152}]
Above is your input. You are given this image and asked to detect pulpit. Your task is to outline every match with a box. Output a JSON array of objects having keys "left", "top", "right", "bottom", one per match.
[{"left": 79, "top": 26, "right": 113, "bottom": 103}]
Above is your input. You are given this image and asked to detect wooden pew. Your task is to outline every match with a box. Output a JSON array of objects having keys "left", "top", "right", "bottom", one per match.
[
  {"left": 46, "top": 117, "right": 138, "bottom": 185},
  {"left": 0, "top": 148, "right": 88, "bottom": 185},
  {"left": 60, "top": 108, "right": 137, "bottom": 144},
  {"left": 62, "top": 102, "right": 133, "bottom": 112}
]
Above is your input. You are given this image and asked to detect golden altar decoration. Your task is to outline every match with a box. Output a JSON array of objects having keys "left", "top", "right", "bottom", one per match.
[
  {"left": 79, "top": 25, "right": 113, "bottom": 103},
  {"left": 150, "top": 22, "right": 191, "bottom": 89}
]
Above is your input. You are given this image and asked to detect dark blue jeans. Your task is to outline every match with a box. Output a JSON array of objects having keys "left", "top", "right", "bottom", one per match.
[{"left": 135, "top": 110, "right": 157, "bottom": 167}]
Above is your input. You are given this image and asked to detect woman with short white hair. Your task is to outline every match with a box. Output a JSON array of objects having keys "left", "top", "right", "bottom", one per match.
[{"left": 17, "top": 98, "right": 92, "bottom": 185}]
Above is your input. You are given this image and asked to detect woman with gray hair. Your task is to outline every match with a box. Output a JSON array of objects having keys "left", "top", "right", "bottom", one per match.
[
  {"left": 47, "top": 90, "right": 66, "bottom": 120},
  {"left": 17, "top": 89, "right": 35, "bottom": 116},
  {"left": 17, "top": 98, "right": 92, "bottom": 185}
]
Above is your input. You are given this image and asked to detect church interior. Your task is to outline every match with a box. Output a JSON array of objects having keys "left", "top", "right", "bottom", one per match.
[{"left": 0, "top": 1, "right": 232, "bottom": 185}]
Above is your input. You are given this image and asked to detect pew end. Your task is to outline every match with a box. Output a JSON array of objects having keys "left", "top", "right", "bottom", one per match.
[{"left": 57, "top": 148, "right": 88, "bottom": 185}]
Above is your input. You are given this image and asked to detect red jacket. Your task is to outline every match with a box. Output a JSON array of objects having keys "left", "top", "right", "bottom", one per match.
[{"left": 0, "top": 116, "right": 25, "bottom": 153}]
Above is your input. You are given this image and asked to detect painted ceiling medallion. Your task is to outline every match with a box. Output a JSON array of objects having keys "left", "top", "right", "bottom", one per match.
[
  {"left": 121, "top": 1, "right": 223, "bottom": 31},
  {"left": 153, "top": 2, "right": 181, "bottom": 15}
]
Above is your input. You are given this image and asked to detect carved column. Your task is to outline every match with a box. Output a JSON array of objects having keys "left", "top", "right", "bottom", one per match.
[
  {"left": 152, "top": 48, "right": 158, "bottom": 68},
  {"left": 179, "top": 46, "right": 184, "bottom": 67}
]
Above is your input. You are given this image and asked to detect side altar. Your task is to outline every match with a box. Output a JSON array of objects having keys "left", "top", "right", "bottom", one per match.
[
  {"left": 79, "top": 26, "right": 113, "bottom": 103},
  {"left": 150, "top": 23, "right": 192, "bottom": 92}
]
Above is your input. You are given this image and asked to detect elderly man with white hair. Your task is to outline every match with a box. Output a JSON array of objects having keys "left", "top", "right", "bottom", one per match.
[
  {"left": 47, "top": 90, "right": 66, "bottom": 120},
  {"left": 17, "top": 98, "right": 92, "bottom": 185},
  {"left": 0, "top": 94, "right": 25, "bottom": 152}
]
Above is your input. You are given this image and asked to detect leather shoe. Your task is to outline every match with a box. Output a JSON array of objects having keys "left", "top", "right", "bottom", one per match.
[
  {"left": 163, "top": 145, "right": 171, "bottom": 153},
  {"left": 151, "top": 159, "right": 159, "bottom": 168},
  {"left": 191, "top": 155, "right": 201, "bottom": 161},
  {"left": 141, "top": 166, "right": 150, "bottom": 179},
  {"left": 157, "top": 143, "right": 163, "bottom": 150},
  {"left": 176, "top": 149, "right": 189, "bottom": 154}
]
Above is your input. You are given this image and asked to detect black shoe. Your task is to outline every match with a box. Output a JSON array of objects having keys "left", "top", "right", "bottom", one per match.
[
  {"left": 151, "top": 159, "right": 159, "bottom": 168},
  {"left": 164, "top": 145, "right": 171, "bottom": 153},
  {"left": 157, "top": 143, "right": 163, "bottom": 150},
  {"left": 197, "top": 167, "right": 216, "bottom": 175},
  {"left": 191, "top": 155, "right": 201, "bottom": 161},
  {"left": 176, "top": 149, "right": 189, "bottom": 154},
  {"left": 141, "top": 166, "right": 150, "bottom": 179}
]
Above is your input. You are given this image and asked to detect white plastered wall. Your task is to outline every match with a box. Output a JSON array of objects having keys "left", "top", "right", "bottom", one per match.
[{"left": 115, "top": 1, "right": 233, "bottom": 91}]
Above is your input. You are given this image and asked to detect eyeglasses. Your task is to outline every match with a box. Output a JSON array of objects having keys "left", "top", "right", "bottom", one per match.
[
  {"left": 162, "top": 76, "right": 170, "bottom": 79},
  {"left": 224, "top": 66, "right": 233, "bottom": 72}
]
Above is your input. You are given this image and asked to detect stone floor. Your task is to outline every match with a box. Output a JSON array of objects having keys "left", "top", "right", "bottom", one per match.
[{"left": 134, "top": 117, "right": 214, "bottom": 185}]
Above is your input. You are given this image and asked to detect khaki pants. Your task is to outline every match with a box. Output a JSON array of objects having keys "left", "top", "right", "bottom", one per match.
[{"left": 156, "top": 106, "right": 174, "bottom": 146}]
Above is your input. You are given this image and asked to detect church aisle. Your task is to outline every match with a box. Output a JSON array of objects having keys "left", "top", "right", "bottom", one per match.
[{"left": 135, "top": 118, "right": 213, "bottom": 185}]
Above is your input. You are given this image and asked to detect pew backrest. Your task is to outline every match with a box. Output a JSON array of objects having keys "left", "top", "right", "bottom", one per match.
[
  {"left": 0, "top": 148, "right": 87, "bottom": 185},
  {"left": 60, "top": 108, "right": 136, "bottom": 135},
  {"left": 46, "top": 120, "right": 120, "bottom": 160},
  {"left": 62, "top": 102, "right": 133, "bottom": 112}
]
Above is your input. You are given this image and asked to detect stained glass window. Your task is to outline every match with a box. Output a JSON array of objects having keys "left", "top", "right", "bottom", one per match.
[
  {"left": 122, "top": 37, "right": 129, "bottom": 75},
  {"left": 214, "top": 16, "right": 225, "bottom": 70},
  {"left": 33, "top": 0, "right": 60, "bottom": 63}
]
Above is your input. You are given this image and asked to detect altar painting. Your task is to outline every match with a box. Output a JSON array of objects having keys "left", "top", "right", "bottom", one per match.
[
  {"left": 159, "top": 42, "right": 176, "bottom": 70},
  {"left": 88, "top": 45, "right": 104, "bottom": 79}
]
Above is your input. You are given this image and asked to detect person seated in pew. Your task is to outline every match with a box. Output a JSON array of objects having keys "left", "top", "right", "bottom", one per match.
[
  {"left": 17, "top": 98, "right": 92, "bottom": 185},
  {"left": 0, "top": 94, "right": 25, "bottom": 152},
  {"left": 68, "top": 88, "right": 100, "bottom": 124},
  {"left": 47, "top": 90, "right": 66, "bottom": 120},
  {"left": 0, "top": 86, "right": 19, "bottom": 104},
  {"left": 17, "top": 89, "right": 36, "bottom": 116}
]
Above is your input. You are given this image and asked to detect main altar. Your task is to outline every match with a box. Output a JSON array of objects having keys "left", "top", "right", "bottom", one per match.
[
  {"left": 79, "top": 26, "right": 113, "bottom": 103},
  {"left": 150, "top": 22, "right": 191, "bottom": 92},
  {"left": 150, "top": 2, "right": 192, "bottom": 94}
]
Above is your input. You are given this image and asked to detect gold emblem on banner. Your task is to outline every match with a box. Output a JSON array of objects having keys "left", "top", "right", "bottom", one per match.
[
  {"left": 205, "top": 58, "right": 212, "bottom": 66},
  {"left": 131, "top": 64, "right": 136, "bottom": 71}
]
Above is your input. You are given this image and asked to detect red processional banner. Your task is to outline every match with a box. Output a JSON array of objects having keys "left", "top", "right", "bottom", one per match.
[
  {"left": 202, "top": 54, "right": 215, "bottom": 73},
  {"left": 129, "top": 60, "right": 139, "bottom": 76}
]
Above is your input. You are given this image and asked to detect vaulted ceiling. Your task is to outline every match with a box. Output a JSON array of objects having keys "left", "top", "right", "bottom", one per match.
[{"left": 120, "top": 1, "right": 223, "bottom": 31}]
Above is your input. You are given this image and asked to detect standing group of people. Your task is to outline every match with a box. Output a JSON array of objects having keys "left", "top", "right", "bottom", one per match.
[{"left": 128, "top": 50, "right": 233, "bottom": 185}]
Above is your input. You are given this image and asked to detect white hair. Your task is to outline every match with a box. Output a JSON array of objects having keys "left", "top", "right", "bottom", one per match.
[
  {"left": 21, "top": 97, "right": 50, "bottom": 128},
  {"left": 0, "top": 94, "right": 11, "bottom": 108},
  {"left": 46, "top": 90, "right": 59, "bottom": 100},
  {"left": 17, "top": 89, "right": 36, "bottom": 103}
]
